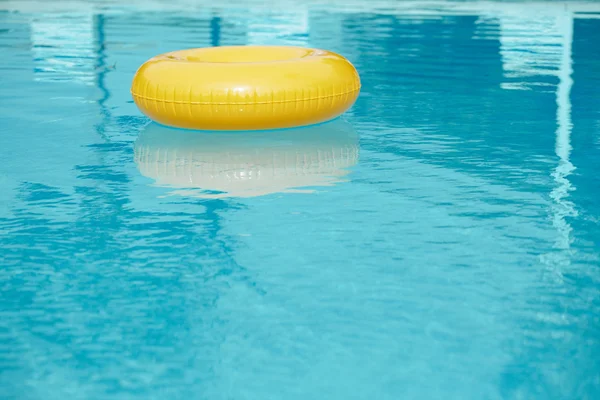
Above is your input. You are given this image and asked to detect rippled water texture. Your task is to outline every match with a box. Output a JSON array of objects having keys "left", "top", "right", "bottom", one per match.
[{"left": 1, "top": 1, "right": 600, "bottom": 399}]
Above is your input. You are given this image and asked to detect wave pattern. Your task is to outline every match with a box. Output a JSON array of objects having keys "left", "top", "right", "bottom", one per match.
[{"left": 1, "top": 1, "right": 600, "bottom": 400}]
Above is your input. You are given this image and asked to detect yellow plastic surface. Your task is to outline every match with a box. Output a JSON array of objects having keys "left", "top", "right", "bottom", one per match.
[{"left": 130, "top": 46, "right": 361, "bottom": 130}]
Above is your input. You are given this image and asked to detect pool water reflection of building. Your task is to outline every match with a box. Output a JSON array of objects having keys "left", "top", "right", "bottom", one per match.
[{"left": 1, "top": 1, "right": 600, "bottom": 399}]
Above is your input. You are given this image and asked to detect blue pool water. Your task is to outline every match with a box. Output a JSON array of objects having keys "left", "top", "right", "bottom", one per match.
[{"left": 1, "top": 1, "right": 600, "bottom": 398}]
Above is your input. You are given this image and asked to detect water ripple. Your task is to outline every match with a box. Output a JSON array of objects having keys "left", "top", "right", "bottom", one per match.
[{"left": 1, "top": 1, "right": 600, "bottom": 400}]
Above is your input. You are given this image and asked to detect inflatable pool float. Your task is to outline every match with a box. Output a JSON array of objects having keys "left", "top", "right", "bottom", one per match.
[
  {"left": 130, "top": 45, "right": 360, "bottom": 130},
  {"left": 133, "top": 119, "right": 359, "bottom": 198}
]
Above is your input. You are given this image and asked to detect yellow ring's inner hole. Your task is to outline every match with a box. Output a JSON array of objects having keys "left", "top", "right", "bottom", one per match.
[{"left": 168, "top": 46, "right": 315, "bottom": 63}]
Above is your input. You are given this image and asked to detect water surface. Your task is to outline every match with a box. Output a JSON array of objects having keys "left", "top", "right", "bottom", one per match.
[{"left": 1, "top": 1, "right": 600, "bottom": 399}]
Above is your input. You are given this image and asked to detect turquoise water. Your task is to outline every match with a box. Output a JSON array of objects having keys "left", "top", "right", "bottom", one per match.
[{"left": 1, "top": 1, "right": 600, "bottom": 399}]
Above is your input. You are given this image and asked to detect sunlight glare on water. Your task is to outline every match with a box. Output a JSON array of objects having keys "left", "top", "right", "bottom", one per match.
[{"left": 1, "top": 1, "right": 600, "bottom": 399}]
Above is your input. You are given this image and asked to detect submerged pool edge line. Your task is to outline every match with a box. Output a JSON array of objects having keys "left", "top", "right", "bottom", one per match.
[{"left": 130, "top": 45, "right": 361, "bottom": 131}]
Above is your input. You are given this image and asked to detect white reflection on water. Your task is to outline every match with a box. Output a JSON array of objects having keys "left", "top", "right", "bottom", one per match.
[
  {"left": 133, "top": 119, "right": 359, "bottom": 198},
  {"left": 547, "top": 11, "right": 578, "bottom": 280},
  {"left": 30, "top": 14, "right": 98, "bottom": 86}
]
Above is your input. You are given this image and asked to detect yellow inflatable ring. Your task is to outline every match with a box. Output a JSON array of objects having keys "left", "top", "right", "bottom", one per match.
[{"left": 130, "top": 45, "right": 361, "bottom": 130}]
